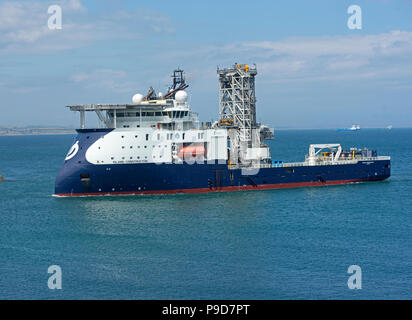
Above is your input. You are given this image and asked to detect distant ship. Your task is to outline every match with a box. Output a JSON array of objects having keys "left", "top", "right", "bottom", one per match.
[
  {"left": 337, "top": 124, "right": 360, "bottom": 131},
  {"left": 54, "top": 64, "right": 390, "bottom": 197},
  {"left": 386, "top": 125, "right": 393, "bottom": 130}
]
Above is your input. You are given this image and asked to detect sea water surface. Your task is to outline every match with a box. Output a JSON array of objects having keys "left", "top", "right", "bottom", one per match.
[{"left": 0, "top": 129, "right": 411, "bottom": 299}]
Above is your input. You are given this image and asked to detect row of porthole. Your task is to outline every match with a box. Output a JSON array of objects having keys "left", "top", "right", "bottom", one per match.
[
  {"left": 121, "top": 134, "right": 149, "bottom": 140},
  {"left": 95, "top": 145, "right": 169, "bottom": 152},
  {"left": 119, "top": 133, "right": 200, "bottom": 141},
  {"left": 247, "top": 172, "right": 350, "bottom": 178},
  {"left": 108, "top": 155, "right": 163, "bottom": 160},
  {"left": 120, "top": 145, "right": 168, "bottom": 149},
  {"left": 97, "top": 145, "right": 169, "bottom": 150},
  {"left": 275, "top": 171, "right": 358, "bottom": 176},
  {"left": 97, "top": 187, "right": 146, "bottom": 192}
]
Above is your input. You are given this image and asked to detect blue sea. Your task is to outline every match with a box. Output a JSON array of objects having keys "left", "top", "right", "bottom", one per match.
[{"left": 0, "top": 129, "right": 411, "bottom": 299}]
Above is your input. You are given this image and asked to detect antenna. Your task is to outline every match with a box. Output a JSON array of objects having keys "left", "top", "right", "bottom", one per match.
[
  {"left": 163, "top": 68, "right": 189, "bottom": 99},
  {"left": 172, "top": 69, "right": 185, "bottom": 89}
]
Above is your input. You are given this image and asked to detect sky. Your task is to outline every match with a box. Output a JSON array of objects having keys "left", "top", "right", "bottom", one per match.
[{"left": 0, "top": 0, "right": 412, "bottom": 129}]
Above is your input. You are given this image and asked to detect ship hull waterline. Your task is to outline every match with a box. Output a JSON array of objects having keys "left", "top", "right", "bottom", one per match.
[
  {"left": 54, "top": 129, "right": 390, "bottom": 197},
  {"left": 53, "top": 177, "right": 388, "bottom": 197},
  {"left": 54, "top": 162, "right": 390, "bottom": 197}
]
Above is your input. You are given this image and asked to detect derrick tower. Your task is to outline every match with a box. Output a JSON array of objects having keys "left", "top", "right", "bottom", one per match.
[{"left": 217, "top": 63, "right": 259, "bottom": 165}]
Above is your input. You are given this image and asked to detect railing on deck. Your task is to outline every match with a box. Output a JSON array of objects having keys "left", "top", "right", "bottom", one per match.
[{"left": 228, "top": 156, "right": 390, "bottom": 170}]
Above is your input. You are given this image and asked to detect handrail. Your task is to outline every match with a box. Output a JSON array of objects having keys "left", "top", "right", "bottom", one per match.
[{"left": 228, "top": 156, "right": 390, "bottom": 170}]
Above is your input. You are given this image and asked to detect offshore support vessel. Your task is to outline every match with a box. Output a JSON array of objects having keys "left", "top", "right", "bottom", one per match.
[{"left": 54, "top": 64, "right": 390, "bottom": 196}]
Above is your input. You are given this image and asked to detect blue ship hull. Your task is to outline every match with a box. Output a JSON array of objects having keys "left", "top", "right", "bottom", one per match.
[{"left": 54, "top": 130, "right": 390, "bottom": 196}]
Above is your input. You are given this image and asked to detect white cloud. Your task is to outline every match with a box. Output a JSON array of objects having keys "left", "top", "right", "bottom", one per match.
[
  {"left": 64, "top": 29, "right": 412, "bottom": 95},
  {"left": 3, "top": 1, "right": 411, "bottom": 95},
  {"left": 0, "top": 0, "right": 174, "bottom": 54},
  {"left": 241, "top": 30, "right": 412, "bottom": 58},
  {"left": 0, "top": 0, "right": 87, "bottom": 51},
  {"left": 70, "top": 69, "right": 139, "bottom": 93},
  {"left": 204, "top": 30, "right": 412, "bottom": 84}
]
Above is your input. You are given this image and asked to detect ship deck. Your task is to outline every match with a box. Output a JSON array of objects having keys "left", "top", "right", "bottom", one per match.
[{"left": 229, "top": 156, "right": 391, "bottom": 170}]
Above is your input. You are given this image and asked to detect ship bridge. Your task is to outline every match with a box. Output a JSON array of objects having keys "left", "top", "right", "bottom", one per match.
[
  {"left": 67, "top": 97, "right": 199, "bottom": 130},
  {"left": 67, "top": 69, "right": 201, "bottom": 130}
]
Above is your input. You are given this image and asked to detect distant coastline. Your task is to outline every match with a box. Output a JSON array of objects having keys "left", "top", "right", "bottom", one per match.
[
  {"left": 1, "top": 126, "right": 410, "bottom": 136},
  {"left": 0, "top": 127, "right": 75, "bottom": 136}
]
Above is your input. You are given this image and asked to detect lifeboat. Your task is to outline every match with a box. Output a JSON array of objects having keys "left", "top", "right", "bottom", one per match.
[{"left": 178, "top": 145, "right": 205, "bottom": 159}]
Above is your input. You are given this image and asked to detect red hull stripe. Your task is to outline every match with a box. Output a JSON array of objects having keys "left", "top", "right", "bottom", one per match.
[{"left": 53, "top": 179, "right": 368, "bottom": 197}]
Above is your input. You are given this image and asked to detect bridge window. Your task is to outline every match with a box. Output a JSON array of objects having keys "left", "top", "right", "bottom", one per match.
[
  {"left": 155, "top": 112, "right": 162, "bottom": 116},
  {"left": 147, "top": 112, "right": 154, "bottom": 117}
]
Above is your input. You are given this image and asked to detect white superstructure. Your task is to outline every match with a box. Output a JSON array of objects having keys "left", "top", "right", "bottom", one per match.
[
  {"left": 67, "top": 68, "right": 274, "bottom": 169},
  {"left": 69, "top": 98, "right": 228, "bottom": 165}
]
